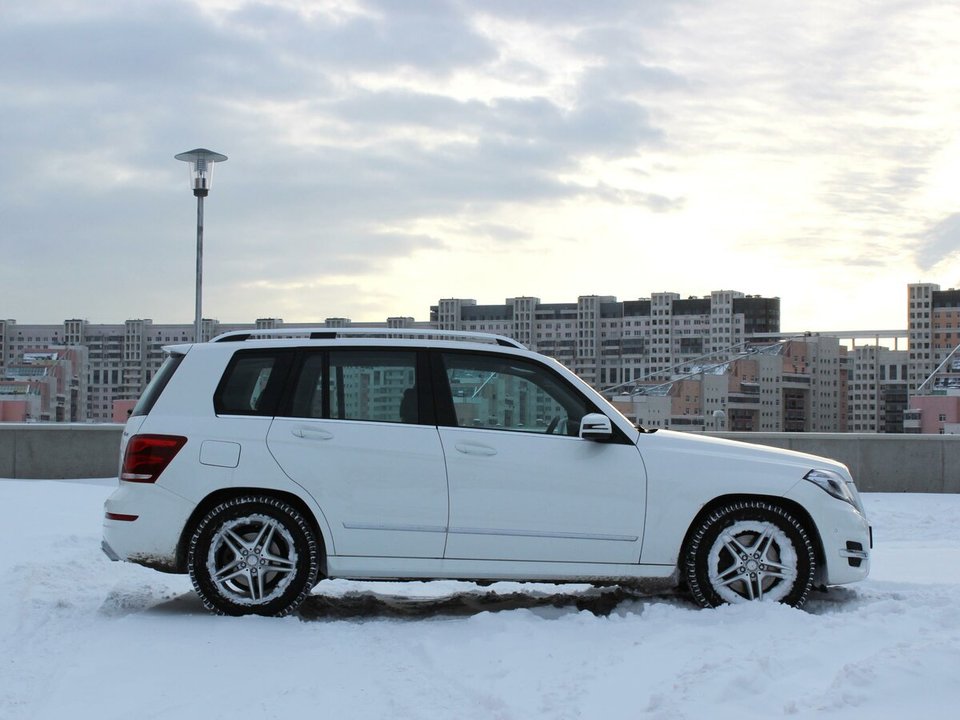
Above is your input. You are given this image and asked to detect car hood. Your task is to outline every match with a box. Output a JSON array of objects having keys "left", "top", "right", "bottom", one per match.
[{"left": 637, "top": 429, "right": 850, "bottom": 478}]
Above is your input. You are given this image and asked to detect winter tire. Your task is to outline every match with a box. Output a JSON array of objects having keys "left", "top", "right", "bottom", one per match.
[
  {"left": 188, "top": 495, "right": 320, "bottom": 616},
  {"left": 684, "top": 500, "right": 816, "bottom": 609}
]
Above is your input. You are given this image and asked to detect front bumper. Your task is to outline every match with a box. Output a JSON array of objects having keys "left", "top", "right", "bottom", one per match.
[{"left": 785, "top": 481, "right": 871, "bottom": 586}]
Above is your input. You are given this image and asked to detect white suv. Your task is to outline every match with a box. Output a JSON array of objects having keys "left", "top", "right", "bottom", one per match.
[{"left": 103, "top": 329, "right": 871, "bottom": 616}]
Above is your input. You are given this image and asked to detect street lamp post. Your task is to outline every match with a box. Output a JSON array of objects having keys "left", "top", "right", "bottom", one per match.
[{"left": 175, "top": 148, "right": 228, "bottom": 343}]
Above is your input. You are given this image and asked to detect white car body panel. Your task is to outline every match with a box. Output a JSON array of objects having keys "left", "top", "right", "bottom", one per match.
[
  {"left": 103, "top": 334, "right": 870, "bottom": 602},
  {"left": 267, "top": 417, "right": 448, "bottom": 558},
  {"left": 439, "top": 426, "right": 646, "bottom": 564},
  {"left": 103, "top": 482, "right": 196, "bottom": 567},
  {"left": 635, "top": 430, "right": 870, "bottom": 583},
  {"left": 783, "top": 477, "right": 871, "bottom": 584}
]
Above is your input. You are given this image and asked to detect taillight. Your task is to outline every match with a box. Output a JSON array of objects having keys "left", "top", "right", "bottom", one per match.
[{"left": 121, "top": 434, "right": 188, "bottom": 483}]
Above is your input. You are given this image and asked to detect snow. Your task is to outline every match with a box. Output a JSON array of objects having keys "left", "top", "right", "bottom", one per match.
[{"left": 3, "top": 479, "right": 959, "bottom": 720}]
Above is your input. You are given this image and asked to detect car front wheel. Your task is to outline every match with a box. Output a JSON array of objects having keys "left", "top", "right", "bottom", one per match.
[
  {"left": 683, "top": 500, "right": 816, "bottom": 608},
  {"left": 188, "top": 496, "right": 320, "bottom": 616}
]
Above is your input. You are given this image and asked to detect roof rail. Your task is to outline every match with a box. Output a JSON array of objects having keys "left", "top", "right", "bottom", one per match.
[{"left": 209, "top": 327, "right": 526, "bottom": 349}]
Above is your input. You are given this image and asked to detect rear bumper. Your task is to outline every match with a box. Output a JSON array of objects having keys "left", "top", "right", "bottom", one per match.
[
  {"left": 101, "top": 539, "right": 120, "bottom": 562},
  {"left": 102, "top": 482, "right": 196, "bottom": 573}
]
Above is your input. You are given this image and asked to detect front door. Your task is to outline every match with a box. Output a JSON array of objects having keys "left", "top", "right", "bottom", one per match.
[{"left": 435, "top": 351, "right": 646, "bottom": 564}]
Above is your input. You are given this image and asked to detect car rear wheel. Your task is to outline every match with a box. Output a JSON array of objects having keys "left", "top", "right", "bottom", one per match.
[
  {"left": 683, "top": 500, "right": 816, "bottom": 608},
  {"left": 188, "top": 496, "right": 320, "bottom": 616}
]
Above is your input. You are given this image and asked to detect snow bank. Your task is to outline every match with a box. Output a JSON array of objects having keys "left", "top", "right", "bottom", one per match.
[{"left": 2, "top": 479, "right": 958, "bottom": 719}]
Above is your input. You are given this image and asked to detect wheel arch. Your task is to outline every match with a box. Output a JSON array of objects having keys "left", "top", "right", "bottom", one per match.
[
  {"left": 678, "top": 493, "right": 826, "bottom": 584},
  {"left": 175, "top": 487, "right": 329, "bottom": 577}
]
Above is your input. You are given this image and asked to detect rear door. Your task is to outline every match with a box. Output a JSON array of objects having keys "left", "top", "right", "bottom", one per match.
[{"left": 267, "top": 348, "right": 448, "bottom": 559}]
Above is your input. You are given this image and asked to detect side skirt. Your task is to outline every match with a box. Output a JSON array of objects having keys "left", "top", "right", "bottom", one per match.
[{"left": 325, "top": 556, "right": 676, "bottom": 584}]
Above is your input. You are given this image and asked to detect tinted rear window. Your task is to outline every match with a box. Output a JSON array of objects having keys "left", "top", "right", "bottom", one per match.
[
  {"left": 287, "top": 349, "right": 419, "bottom": 424},
  {"left": 214, "top": 350, "right": 292, "bottom": 416},
  {"left": 131, "top": 353, "right": 184, "bottom": 417}
]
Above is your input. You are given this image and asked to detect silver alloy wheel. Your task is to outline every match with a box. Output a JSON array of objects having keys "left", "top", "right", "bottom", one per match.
[
  {"left": 206, "top": 513, "right": 299, "bottom": 606},
  {"left": 706, "top": 520, "right": 799, "bottom": 603}
]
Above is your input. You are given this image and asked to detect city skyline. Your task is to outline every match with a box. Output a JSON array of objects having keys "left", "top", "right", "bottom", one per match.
[
  {"left": 5, "top": 284, "right": 959, "bottom": 431},
  {"left": 0, "top": 285, "right": 932, "bottom": 333},
  {"left": 2, "top": 1, "right": 959, "bottom": 332}
]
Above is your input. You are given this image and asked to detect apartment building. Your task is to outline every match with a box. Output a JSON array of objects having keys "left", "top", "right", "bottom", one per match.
[
  {"left": 907, "top": 283, "right": 960, "bottom": 392},
  {"left": 2, "top": 286, "right": 926, "bottom": 433},
  {"left": 612, "top": 335, "right": 847, "bottom": 433},
  {"left": 432, "top": 291, "right": 781, "bottom": 389},
  {"left": 3, "top": 319, "right": 176, "bottom": 421},
  {"left": 848, "top": 346, "right": 909, "bottom": 433},
  {"left": 903, "top": 283, "right": 960, "bottom": 433},
  {"left": 0, "top": 291, "right": 786, "bottom": 426},
  {"left": 0, "top": 316, "right": 430, "bottom": 422},
  {"left": 0, "top": 346, "right": 86, "bottom": 422}
]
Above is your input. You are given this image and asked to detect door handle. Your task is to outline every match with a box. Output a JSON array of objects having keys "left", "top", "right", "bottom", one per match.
[
  {"left": 454, "top": 442, "right": 497, "bottom": 456},
  {"left": 292, "top": 427, "right": 333, "bottom": 440}
]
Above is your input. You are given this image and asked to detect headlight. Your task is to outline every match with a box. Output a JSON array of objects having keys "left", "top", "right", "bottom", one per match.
[{"left": 804, "top": 468, "right": 858, "bottom": 508}]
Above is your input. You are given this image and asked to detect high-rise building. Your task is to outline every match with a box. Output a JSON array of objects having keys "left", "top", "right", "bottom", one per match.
[
  {"left": 848, "top": 346, "right": 908, "bottom": 432},
  {"left": 8, "top": 286, "right": 928, "bottom": 434},
  {"left": 612, "top": 334, "right": 847, "bottom": 433},
  {"left": 0, "top": 291, "right": 784, "bottom": 425},
  {"left": 431, "top": 291, "right": 781, "bottom": 389},
  {"left": 904, "top": 283, "right": 960, "bottom": 433},
  {"left": 907, "top": 283, "right": 960, "bottom": 392},
  {"left": 0, "top": 316, "right": 433, "bottom": 422},
  {"left": 0, "top": 346, "right": 86, "bottom": 422}
]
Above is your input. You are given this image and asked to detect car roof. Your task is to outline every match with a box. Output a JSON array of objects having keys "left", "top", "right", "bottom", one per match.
[
  {"left": 208, "top": 327, "right": 524, "bottom": 349},
  {"left": 162, "top": 332, "right": 532, "bottom": 357}
]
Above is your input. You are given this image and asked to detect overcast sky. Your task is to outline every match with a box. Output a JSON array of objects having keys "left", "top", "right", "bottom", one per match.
[{"left": 2, "top": 0, "right": 959, "bottom": 332}]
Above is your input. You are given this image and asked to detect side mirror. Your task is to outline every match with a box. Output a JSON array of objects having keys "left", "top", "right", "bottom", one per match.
[{"left": 579, "top": 413, "right": 613, "bottom": 441}]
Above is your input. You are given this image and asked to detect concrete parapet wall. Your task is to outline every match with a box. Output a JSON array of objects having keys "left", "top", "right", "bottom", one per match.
[
  {"left": 1, "top": 425, "right": 958, "bottom": 492},
  {"left": 0, "top": 424, "right": 123, "bottom": 479},
  {"left": 714, "top": 432, "right": 960, "bottom": 493}
]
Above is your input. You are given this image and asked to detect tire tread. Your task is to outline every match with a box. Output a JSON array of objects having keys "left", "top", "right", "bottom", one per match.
[
  {"left": 187, "top": 494, "right": 321, "bottom": 616},
  {"left": 683, "top": 500, "right": 816, "bottom": 609}
]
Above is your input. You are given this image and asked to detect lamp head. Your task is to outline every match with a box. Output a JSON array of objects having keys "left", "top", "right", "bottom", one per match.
[{"left": 174, "top": 148, "right": 228, "bottom": 197}]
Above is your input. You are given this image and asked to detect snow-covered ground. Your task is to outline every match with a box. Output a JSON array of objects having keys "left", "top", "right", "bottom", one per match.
[{"left": 3, "top": 479, "right": 959, "bottom": 720}]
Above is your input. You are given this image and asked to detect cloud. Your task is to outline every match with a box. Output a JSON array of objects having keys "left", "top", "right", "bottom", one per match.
[
  {"left": 226, "top": 0, "right": 497, "bottom": 73},
  {"left": 917, "top": 214, "right": 960, "bottom": 271},
  {"left": 474, "top": 0, "right": 693, "bottom": 26},
  {"left": 2, "top": 0, "right": 957, "bottom": 330}
]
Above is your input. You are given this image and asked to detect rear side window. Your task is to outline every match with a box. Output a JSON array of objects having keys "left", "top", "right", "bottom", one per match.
[
  {"left": 215, "top": 351, "right": 292, "bottom": 416},
  {"left": 287, "top": 349, "right": 419, "bottom": 424},
  {"left": 331, "top": 350, "right": 417, "bottom": 423},
  {"left": 131, "top": 353, "right": 184, "bottom": 417}
]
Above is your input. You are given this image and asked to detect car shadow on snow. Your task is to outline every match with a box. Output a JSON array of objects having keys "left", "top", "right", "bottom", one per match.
[
  {"left": 98, "top": 583, "right": 685, "bottom": 619},
  {"left": 100, "top": 583, "right": 868, "bottom": 620},
  {"left": 99, "top": 587, "right": 209, "bottom": 617},
  {"left": 803, "top": 585, "right": 896, "bottom": 614},
  {"left": 297, "top": 583, "right": 683, "bottom": 621}
]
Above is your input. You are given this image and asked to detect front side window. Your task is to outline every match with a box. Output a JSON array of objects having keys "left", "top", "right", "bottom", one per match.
[
  {"left": 440, "top": 352, "right": 589, "bottom": 435},
  {"left": 289, "top": 349, "right": 418, "bottom": 424}
]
